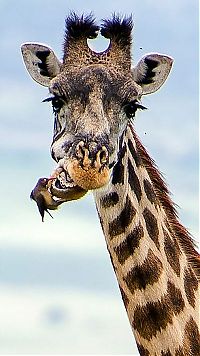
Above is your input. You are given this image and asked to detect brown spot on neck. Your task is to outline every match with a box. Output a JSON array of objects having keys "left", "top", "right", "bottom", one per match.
[
  {"left": 183, "top": 317, "right": 200, "bottom": 355},
  {"left": 108, "top": 196, "right": 136, "bottom": 238},
  {"left": 143, "top": 178, "right": 157, "bottom": 205},
  {"left": 100, "top": 191, "right": 119, "bottom": 208},
  {"left": 163, "top": 229, "right": 181, "bottom": 276},
  {"left": 184, "top": 267, "right": 198, "bottom": 308},
  {"left": 130, "top": 125, "right": 200, "bottom": 278},
  {"left": 132, "top": 281, "right": 185, "bottom": 341},
  {"left": 112, "top": 143, "right": 126, "bottom": 185},
  {"left": 128, "top": 158, "right": 142, "bottom": 202},
  {"left": 127, "top": 138, "right": 142, "bottom": 167},
  {"left": 124, "top": 249, "right": 163, "bottom": 292},
  {"left": 114, "top": 223, "right": 144, "bottom": 264},
  {"left": 143, "top": 207, "right": 160, "bottom": 249}
]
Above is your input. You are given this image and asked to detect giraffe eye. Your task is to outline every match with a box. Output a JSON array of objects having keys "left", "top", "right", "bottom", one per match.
[
  {"left": 124, "top": 100, "right": 147, "bottom": 119},
  {"left": 43, "top": 95, "right": 64, "bottom": 113}
]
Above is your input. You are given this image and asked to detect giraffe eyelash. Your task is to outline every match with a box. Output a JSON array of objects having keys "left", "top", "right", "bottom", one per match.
[
  {"left": 123, "top": 100, "right": 147, "bottom": 119},
  {"left": 42, "top": 95, "right": 64, "bottom": 113}
]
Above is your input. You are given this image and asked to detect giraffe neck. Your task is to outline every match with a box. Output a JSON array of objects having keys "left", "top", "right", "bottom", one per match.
[{"left": 94, "top": 123, "right": 200, "bottom": 356}]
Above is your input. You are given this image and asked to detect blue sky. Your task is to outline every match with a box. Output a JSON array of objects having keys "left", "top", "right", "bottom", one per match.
[{"left": 0, "top": 0, "right": 198, "bottom": 354}]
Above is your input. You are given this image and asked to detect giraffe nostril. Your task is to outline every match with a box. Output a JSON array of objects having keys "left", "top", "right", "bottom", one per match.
[
  {"left": 99, "top": 146, "right": 108, "bottom": 164},
  {"left": 75, "top": 141, "right": 109, "bottom": 167},
  {"left": 76, "top": 141, "right": 86, "bottom": 159}
]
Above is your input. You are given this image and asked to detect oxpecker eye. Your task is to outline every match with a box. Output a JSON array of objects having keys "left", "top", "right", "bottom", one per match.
[
  {"left": 43, "top": 95, "right": 64, "bottom": 114},
  {"left": 124, "top": 100, "right": 147, "bottom": 119}
]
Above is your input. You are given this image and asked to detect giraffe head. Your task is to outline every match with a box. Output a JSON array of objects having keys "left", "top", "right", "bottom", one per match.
[{"left": 21, "top": 13, "right": 173, "bottom": 191}]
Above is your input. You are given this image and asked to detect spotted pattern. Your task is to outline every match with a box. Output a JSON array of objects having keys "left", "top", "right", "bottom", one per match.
[
  {"left": 124, "top": 249, "right": 163, "bottom": 292},
  {"left": 133, "top": 299, "right": 172, "bottom": 341},
  {"left": 108, "top": 196, "right": 136, "bottom": 238},
  {"left": 128, "top": 158, "right": 142, "bottom": 202},
  {"left": 143, "top": 207, "right": 160, "bottom": 249},
  {"left": 164, "top": 229, "right": 181, "bottom": 276},
  {"left": 114, "top": 223, "right": 144, "bottom": 264},
  {"left": 112, "top": 159, "right": 124, "bottom": 185},
  {"left": 167, "top": 281, "right": 185, "bottom": 315},
  {"left": 183, "top": 317, "right": 200, "bottom": 355},
  {"left": 184, "top": 267, "right": 198, "bottom": 308},
  {"left": 128, "top": 138, "right": 141, "bottom": 167},
  {"left": 112, "top": 143, "right": 126, "bottom": 185},
  {"left": 132, "top": 281, "right": 185, "bottom": 340},
  {"left": 164, "top": 219, "right": 174, "bottom": 235},
  {"left": 143, "top": 179, "right": 157, "bottom": 204},
  {"left": 101, "top": 191, "right": 119, "bottom": 208}
]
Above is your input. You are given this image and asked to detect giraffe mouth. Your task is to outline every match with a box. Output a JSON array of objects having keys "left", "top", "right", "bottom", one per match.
[
  {"left": 48, "top": 136, "right": 111, "bottom": 195},
  {"left": 48, "top": 166, "right": 87, "bottom": 201},
  {"left": 50, "top": 159, "right": 110, "bottom": 194},
  {"left": 53, "top": 169, "right": 74, "bottom": 190},
  {"left": 60, "top": 141, "right": 110, "bottom": 190}
]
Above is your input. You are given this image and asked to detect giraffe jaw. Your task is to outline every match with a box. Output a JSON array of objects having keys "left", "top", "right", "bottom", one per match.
[
  {"left": 51, "top": 159, "right": 110, "bottom": 192},
  {"left": 48, "top": 167, "right": 87, "bottom": 202}
]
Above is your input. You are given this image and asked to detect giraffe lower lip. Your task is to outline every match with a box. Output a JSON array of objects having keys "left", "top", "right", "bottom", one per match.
[{"left": 49, "top": 167, "right": 87, "bottom": 200}]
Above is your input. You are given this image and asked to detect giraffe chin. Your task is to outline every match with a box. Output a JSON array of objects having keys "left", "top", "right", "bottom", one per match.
[{"left": 65, "top": 159, "right": 110, "bottom": 191}]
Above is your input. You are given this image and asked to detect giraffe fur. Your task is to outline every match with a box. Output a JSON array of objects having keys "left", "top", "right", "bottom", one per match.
[{"left": 21, "top": 13, "right": 200, "bottom": 355}]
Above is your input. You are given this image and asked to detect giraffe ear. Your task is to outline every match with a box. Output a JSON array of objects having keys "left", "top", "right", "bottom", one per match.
[
  {"left": 21, "top": 43, "right": 62, "bottom": 87},
  {"left": 133, "top": 53, "right": 173, "bottom": 95}
]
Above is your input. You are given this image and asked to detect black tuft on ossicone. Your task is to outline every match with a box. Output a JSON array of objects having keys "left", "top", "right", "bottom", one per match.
[
  {"left": 65, "top": 12, "right": 99, "bottom": 40},
  {"left": 101, "top": 14, "right": 133, "bottom": 46}
]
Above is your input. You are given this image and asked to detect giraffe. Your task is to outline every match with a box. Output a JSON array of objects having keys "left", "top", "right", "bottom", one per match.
[{"left": 21, "top": 13, "right": 200, "bottom": 355}]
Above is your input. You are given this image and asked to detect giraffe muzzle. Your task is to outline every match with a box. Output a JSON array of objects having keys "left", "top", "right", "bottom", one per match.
[{"left": 64, "top": 140, "right": 110, "bottom": 190}]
